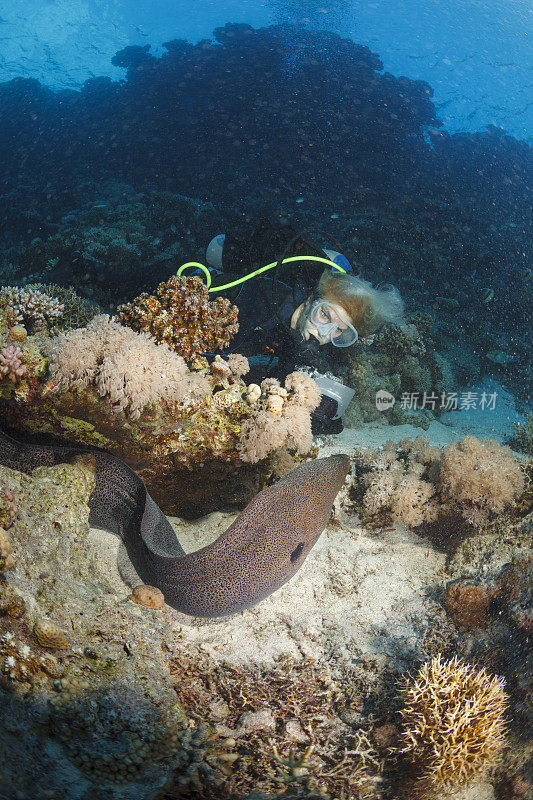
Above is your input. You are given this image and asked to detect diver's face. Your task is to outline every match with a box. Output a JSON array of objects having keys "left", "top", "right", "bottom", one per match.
[{"left": 292, "top": 300, "right": 352, "bottom": 345}]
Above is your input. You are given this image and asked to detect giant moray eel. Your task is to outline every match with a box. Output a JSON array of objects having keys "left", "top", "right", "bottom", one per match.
[{"left": 0, "top": 429, "right": 349, "bottom": 617}]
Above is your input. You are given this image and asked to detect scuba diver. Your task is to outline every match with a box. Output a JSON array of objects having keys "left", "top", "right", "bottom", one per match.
[{"left": 202, "top": 218, "right": 404, "bottom": 434}]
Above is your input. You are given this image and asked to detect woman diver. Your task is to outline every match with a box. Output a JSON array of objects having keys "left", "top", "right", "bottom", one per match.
[{"left": 202, "top": 218, "right": 405, "bottom": 433}]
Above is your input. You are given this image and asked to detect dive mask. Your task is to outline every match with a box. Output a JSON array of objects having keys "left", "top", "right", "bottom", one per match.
[{"left": 309, "top": 301, "right": 358, "bottom": 347}]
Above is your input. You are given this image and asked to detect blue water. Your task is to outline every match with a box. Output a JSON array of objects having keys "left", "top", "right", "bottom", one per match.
[
  {"left": 0, "top": 0, "right": 531, "bottom": 139},
  {"left": 0, "top": 0, "right": 533, "bottom": 139}
]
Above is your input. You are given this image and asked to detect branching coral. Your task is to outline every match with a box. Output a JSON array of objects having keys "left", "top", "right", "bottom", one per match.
[
  {"left": 116, "top": 275, "right": 239, "bottom": 361},
  {"left": 237, "top": 372, "right": 321, "bottom": 463},
  {"left": 30, "top": 283, "right": 99, "bottom": 329},
  {"left": 0, "top": 285, "right": 64, "bottom": 330},
  {"left": 396, "top": 655, "right": 508, "bottom": 791},
  {"left": 170, "top": 651, "right": 383, "bottom": 799},
  {"left": 48, "top": 314, "right": 211, "bottom": 419}
]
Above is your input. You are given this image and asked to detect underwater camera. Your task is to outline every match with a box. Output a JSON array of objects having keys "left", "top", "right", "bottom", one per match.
[{"left": 296, "top": 367, "right": 355, "bottom": 435}]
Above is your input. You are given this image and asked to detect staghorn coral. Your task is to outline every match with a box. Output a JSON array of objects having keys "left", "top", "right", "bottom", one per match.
[
  {"left": 169, "top": 651, "right": 383, "bottom": 800},
  {"left": 48, "top": 314, "right": 211, "bottom": 419},
  {"left": 437, "top": 436, "right": 525, "bottom": 527},
  {"left": 31, "top": 282, "right": 100, "bottom": 329},
  {"left": 116, "top": 274, "right": 239, "bottom": 362},
  {"left": 396, "top": 655, "right": 508, "bottom": 792},
  {"left": 0, "top": 284, "right": 64, "bottom": 330},
  {"left": 0, "top": 344, "right": 27, "bottom": 382}
]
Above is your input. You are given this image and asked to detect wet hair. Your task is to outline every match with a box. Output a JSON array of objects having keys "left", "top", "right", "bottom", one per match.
[{"left": 317, "top": 270, "right": 405, "bottom": 338}]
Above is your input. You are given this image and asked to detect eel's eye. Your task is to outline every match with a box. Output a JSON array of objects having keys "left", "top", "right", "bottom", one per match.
[{"left": 290, "top": 542, "right": 305, "bottom": 563}]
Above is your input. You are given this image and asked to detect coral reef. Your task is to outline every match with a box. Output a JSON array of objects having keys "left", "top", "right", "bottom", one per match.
[
  {"left": 437, "top": 436, "right": 525, "bottom": 527},
  {"left": 31, "top": 282, "right": 100, "bottom": 329},
  {"left": 396, "top": 655, "right": 508, "bottom": 793},
  {"left": 510, "top": 413, "right": 533, "bottom": 456},
  {"left": 116, "top": 274, "right": 239, "bottom": 363},
  {"left": 48, "top": 314, "right": 211, "bottom": 419},
  {"left": 350, "top": 435, "right": 526, "bottom": 531},
  {"left": 0, "top": 305, "right": 319, "bottom": 516},
  {"left": 2, "top": 188, "right": 219, "bottom": 307},
  {"left": 0, "top": 456, "right": 220, "bottom": 799},
  {"left": 0, "top": 284, "right": 64, "bottom": 330},
  {"left": 0, "top": 343, "right": 27, "bottom": 381},
  {"left": 237, "top": 372, "right": 322, "bottom": 463},
  {"left": 169, "top": 652, "right": 384, "bottom": 799},
  {"left": 344, "top": 317, "right": 456, "bottom": 430}
]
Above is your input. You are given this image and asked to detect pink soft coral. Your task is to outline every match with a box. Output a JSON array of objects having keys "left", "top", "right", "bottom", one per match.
[{"left": 0, "top": 345, "right": 27, "bottom": 382}]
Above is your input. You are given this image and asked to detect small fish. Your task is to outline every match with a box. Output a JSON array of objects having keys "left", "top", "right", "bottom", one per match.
[
  {"left": 486, "top": 350, "right": 516, "bottom": 364},
  {"left": 360, "top": 334, "right": 375, "bottom": 346},
  {"left": 480, "top": 287, "right": 494, "bottom": 304},
  {"left": 296, "top": 197, "right": 305, "bottom": 203},
  {"left": 432, "top": 296, "right": 460, "bottom": 310},
  {"left": 330, "top": 213, "right": 340, "bottom": 219}
]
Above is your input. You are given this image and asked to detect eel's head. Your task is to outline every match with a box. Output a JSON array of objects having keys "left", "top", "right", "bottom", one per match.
[
  {"left": 219, "top": 453, "right": 352, "bottom": 613},
  {"left": 168, "top": 454, "right": 352, "bottom": 618}
]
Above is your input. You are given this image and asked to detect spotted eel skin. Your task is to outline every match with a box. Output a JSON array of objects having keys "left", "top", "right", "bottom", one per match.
[{"left": 0, "top": 429, "right": 349, "bottom": 617}]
